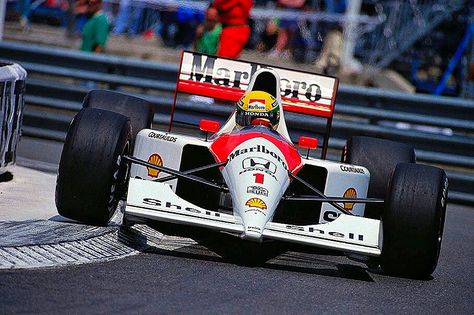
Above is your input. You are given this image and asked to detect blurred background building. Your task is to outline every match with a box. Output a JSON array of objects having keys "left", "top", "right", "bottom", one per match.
[{"left": 1, "top": 0, "right": 473, "bottom": 99}]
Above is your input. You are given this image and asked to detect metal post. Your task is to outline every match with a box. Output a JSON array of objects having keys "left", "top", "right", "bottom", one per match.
[
  {"left": 0, "top": 0, "right": 7, "bottom": 41},
  {"left": 461, "top": 4, "right": 474, "bottom": 98},
  {"left": 341, "top": 0, "right": 362, "bottom": 70},
  {"left": 66, "top": 0, "right": 75, "bottom": 38},
  {"left": 434, "top": 23, "right": 474, "bottom": 95}
]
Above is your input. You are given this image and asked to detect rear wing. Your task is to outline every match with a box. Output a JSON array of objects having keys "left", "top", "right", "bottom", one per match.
[{"left": 171, "top": 51, "right": 339, "bottom": 158}]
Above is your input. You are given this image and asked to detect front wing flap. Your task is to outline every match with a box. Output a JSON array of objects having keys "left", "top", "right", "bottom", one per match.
[{"left": 125, "top": 178, "right": 382, "bottom": 256}]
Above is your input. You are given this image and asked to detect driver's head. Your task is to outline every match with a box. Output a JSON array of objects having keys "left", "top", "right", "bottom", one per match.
[{"left": 235, "top": 90, "right": 280, "bottom": 129}]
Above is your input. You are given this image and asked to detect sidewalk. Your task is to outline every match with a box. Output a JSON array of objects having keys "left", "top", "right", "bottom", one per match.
[{"left": 0, "top": 165, "right": 57, "bottom": 221}]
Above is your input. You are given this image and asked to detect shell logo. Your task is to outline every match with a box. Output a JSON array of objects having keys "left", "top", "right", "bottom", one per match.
[
  {"left": 245, "top": 198, "right": 267, "bottom": 210},
  {"left": 343, "top": 187, "right": 357, "bottom": 211},
  {"left": 147, "top": 154, "right": 163, "bottom": 178}
]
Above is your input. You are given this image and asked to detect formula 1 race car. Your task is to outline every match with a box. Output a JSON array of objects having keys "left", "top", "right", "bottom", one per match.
[{"left": 56, "top": 51, "right": 448, "bottom": 279}]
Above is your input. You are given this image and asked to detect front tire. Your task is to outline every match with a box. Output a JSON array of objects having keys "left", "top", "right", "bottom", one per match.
[
  {"left": 342, "top": 136, "right": 415, "bottom": 218},
  {"left": 381, "top": 163, "right": 448, "bottom": 279},
  {"left": 83, "top": 89, "right": 154, "bottom": 141},
  {"left": 56, "top": 108, "right": 132, "bottom": 226}
]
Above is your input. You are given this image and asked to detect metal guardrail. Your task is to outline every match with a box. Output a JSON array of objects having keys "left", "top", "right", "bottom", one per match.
[
  {"left": 0, "top": 41, "right": 472, "bottom": 204},
  {"left": 0, "top": 61, "right": 26, "bottom": 174}
]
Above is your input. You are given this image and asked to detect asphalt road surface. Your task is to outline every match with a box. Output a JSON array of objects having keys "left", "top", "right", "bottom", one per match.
[{"left": 0, "top": 138, "right": 473, "bottom": 314}]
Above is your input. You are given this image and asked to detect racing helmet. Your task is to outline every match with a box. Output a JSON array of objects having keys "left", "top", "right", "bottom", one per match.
[{"left": 235, "top": 90, "right": 280, "bottom": 129}]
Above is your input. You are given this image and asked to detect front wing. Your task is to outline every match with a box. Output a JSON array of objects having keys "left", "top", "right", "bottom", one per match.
[{"left": 125, "top": 178, "right": 382, "bottom": 256}]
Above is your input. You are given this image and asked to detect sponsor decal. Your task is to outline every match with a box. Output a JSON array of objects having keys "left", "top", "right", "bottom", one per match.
[
  {"left": 441, "top": 177, "right": 448, "bottom": 207},
  {"left": 240, "top": 157, "right": 277, "bottom": 178},
  {"left": 247, "top": 185, "right": 269, "bottom": 196},
  {"left": 228, "top": 144, "right": 288, "bottom": 171},
  {"left": 286, "top": 225, "right": 304, "bottom": 231},
  {"left": 148, "top": 131, "right": 177, "bottom": 142},
  {"left": 253, "top": 173, "right": 264, "bottom": 184},
  {"left": 342, "top": 188, "right": 357, "bottom": 211},
  {"left": 209, "top": 132, "right": 302, "bottom": 174},
  {"left": 322, "top": 210, "right": 339, "bottom": 222},
  {"left": 245, "top": 209, "right": 267, "bottom": 216},
  {"left": 187, "top": 53, "right": 322, "bottom": 102},
  {"left": 147, "top": 154, "right": 163, "bottom": 177},
  {"left": 322, "top": 187, "right": 358, "bottom": 221},
  {"left": 243, "top": 112, "right": 270, "bottom": 119},
  {"left": 142, "top": 198, "right": 221, "bottom": 217},
  {"left": 340, "top": 165, "right": 365, "bottom": 174},
  {"left": 245, "top": 198, "right": 267, "bottom": 210},
  {"left": 286, "top": 225, "right": 364, "bottom": 241},
  {"left": 238, "top": 91, "right": 277, "bottom": 112},
  {"left": 247, "top": 226, "right": 262, "bottom": 232},
  {"left": 248, "top": 99, "right": 267, "bottom": 111},
  {"left": 242, "top": 157, "right": 276, "bottom": 173}
]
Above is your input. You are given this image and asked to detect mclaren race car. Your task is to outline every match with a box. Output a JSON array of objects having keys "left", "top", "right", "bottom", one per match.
[{"left": 56, "top": 51, "right": 448, "bottom": 279}]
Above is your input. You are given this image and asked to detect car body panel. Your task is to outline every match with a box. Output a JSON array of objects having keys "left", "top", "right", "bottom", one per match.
[{"left": 125, "top": 178, "right": 381, "bottom": 256}]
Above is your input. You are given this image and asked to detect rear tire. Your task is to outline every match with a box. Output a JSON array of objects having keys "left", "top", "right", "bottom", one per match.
[
  {"left": 83, "top": 89, "right": 154, "bottom": 141},
  {"left": 381, "top": 163, "right": 448, "bottom": 279},
  {"left": 56, "top": 108, "right": 132, "bottom": 226},
  {"left": 342, "top": 136, "right": 415, "bottom": 218}
]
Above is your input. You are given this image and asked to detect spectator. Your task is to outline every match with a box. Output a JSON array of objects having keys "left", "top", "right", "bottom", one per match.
[
  {"left": 80, "top": 0, "right": 109, "bottom": 53},
  {"left": 159, "top": 5, "right": 180, "bottom": 47},
  {"left": 323, "top": 0, "right": 347, "bottom": 14},
  {"left": 112, "top": 0, "right": 131, "bottom": 34},
  {"left": 271, "top": 0, "right": 305, "bottom": 59},
  {"left": 314, "top": 25, "right": 344, "bottom": 75},
  {"left": 75, "top": 0, "right": 89, "bottom": 34},
  {"left": 175, "top": 6, "right": 203, "bottom": 48},
  {"left": 256, "top": 19, "right": 278, "bottom": 52},
  {"left": 213, "top": 0, "right": 253, "bottom": 58},
  {"left": 194, "top": 7, "right": 222, "bottom": 55},
  {"left": 18, "top": 0, "right": 31, "bottom": 31}
]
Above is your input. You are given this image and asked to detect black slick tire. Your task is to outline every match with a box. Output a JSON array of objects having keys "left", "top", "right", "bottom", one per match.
[
  {"left": 381, "top": 163, "right": 448, "bottom": 279},
  {"left": 342, "top": 136, "right": 415, "bottom": 218},
  {"left": 56, "top": 108, "right": 132, "bottom": 226},
  {"left": 83, "top": 89, "right": 154, "bottom": 141}
]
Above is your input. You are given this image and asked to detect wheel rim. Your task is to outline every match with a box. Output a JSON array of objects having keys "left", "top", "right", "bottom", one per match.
[
  {"left": 108, "top": 141, "right": 131, "bottom": 214},
  {"left": 435, "top": 177, "right": 448, "bottom": 261}
]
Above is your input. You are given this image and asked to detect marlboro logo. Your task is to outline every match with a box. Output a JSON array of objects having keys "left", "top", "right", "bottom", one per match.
[{"left": 248, "top": 99, "right": 266, "bottom": 111}]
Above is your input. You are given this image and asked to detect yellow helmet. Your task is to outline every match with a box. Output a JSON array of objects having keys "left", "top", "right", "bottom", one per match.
[{"left": 236, "top": 91, "right": 280, "bottom": 128}]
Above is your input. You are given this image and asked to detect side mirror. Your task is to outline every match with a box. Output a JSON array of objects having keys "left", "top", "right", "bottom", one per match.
[
  {"left": 200, "top": 119, "right": 220, "bottom": 141},
  {"left": 298, "top": 136, "right": 318, "bottom": 159}
]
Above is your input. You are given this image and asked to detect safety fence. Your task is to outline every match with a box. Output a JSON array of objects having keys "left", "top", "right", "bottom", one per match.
[
  {"left": 0, "top": 41, "right": 472, "bottom": 204},
  {"left": 0, "top": 61, "right": 26, "bottom": 174}
]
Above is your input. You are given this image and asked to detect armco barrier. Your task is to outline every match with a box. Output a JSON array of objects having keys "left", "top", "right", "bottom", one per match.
[
  {"left": 0, "top": 41, "right": 472, "bottom": 204},
  {"left": 0, "top": 61, "right": 26, "bottom": 174}
]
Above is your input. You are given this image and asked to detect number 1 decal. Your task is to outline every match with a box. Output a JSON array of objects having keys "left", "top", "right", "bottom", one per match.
[{"left": 253, "top": 173, "right": 264, "bottom": 184}]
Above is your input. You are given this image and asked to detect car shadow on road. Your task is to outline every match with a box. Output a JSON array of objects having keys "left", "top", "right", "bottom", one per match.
[
  {"left": 119, "top": 223, "right": 376, "bottom": 283},
  {"left": 0, "top": 171, "right": 13, "bottom": 182}
]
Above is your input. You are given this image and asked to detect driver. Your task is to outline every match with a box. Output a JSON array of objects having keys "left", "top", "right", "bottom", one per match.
[{"left": 235, "top": 90, "right": 280, "bottom": 129}]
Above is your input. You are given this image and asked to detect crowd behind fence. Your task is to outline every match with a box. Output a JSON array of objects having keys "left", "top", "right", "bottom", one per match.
[{"left": 8, "top": 0, "right": 472, "bottom": 98}]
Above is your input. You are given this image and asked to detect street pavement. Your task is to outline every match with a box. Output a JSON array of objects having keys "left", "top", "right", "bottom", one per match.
[{"left": 0, "top": 137, "right": 473, "bottom": 314}]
